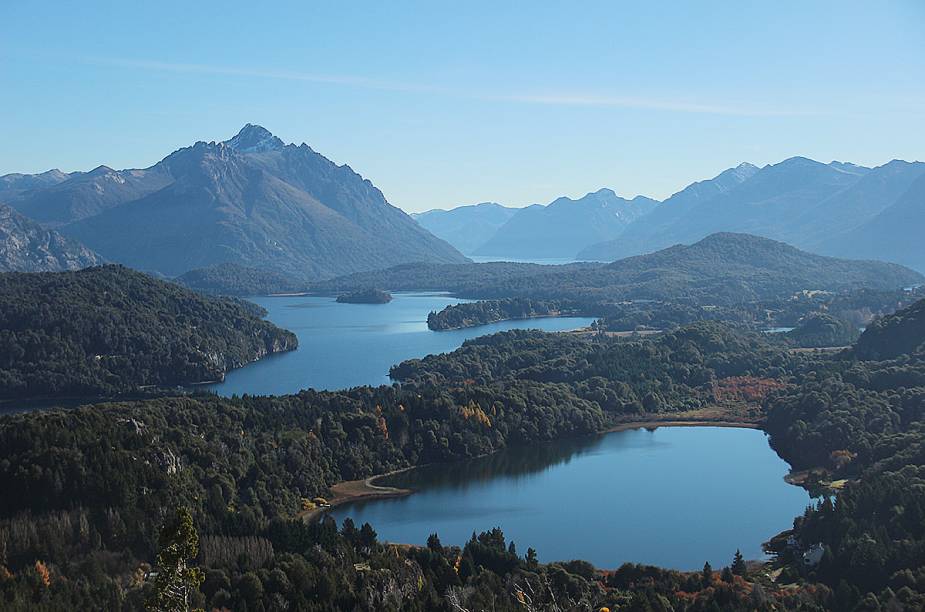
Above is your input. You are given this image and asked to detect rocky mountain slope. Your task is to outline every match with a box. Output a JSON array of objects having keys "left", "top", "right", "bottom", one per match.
[{"left": 2, "top": 125, "right": 468, "bottom": 279}]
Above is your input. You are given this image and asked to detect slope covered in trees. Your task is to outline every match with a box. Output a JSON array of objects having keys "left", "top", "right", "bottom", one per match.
[
  {"left": 314, "top": 233, "right": 922, "bottom": 305},
  {"left": 854, "top": 297, "right": 925, "bottom": 360},
  {"left": 0, "top": 266, "right": 297, "bottom": 398},
  {"left": 1, "top": 313, "right": 924, "bottom": 608},
  {"left": 426, "top": 298, "right": 581, "bottom": 330},
  {"left": 784, "top": 313, "right": 860, "bottom": 348},
  {"left": 175, "top": 263, "right": 307, "bottom": 296}
]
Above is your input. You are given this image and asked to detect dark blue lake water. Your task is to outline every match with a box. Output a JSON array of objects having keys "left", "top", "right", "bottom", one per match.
[
  {"left": 208, "top": 293, "right": 595, "bottom": 396},
  {"left": 331, "top": 426, "right": 811, "bottom": 571}
]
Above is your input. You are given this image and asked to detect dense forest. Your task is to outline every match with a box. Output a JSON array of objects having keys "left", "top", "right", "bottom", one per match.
[
  {"left": 0, "top": 287, "right": 923, "bottom": 609},
  {"left": 0, "top": 266, "right": 297, "bottom": 399},
  {"left": 175, "top": 263, "right": 307, "bottom": 297},
  {"left": 783, "top": 313, "right": 860, "bottom": 348},
  {"left": 761, "top": 301, "right": 925, "bottom": 604},
  {"left": 424, "top": 286, "right": 921, "bottom": 347},
  {"left": 313, "top": 233, "right": 923, "bottom": 304},
  {"left": 426, "top": 298, "right": 582, "bottom": 330},
  {"left": 335, "top": 289, "right": 393, "bottom": 304}
]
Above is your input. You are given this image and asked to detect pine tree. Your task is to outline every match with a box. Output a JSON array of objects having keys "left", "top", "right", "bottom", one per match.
[
  {"left": 732, "top": 549, "right": 747, "bottom": 576},
  {"left": 525, "top": 547, "right": 538, "bottom": 570},
  {"left": 146, "top": 507, "right": 204, "bottom": 612},
  {"left": 358, "top": 522, "right": 378, "bottom": 548},
  {"left": 701, "top": 561, "right": 713, "bottom": 588}
]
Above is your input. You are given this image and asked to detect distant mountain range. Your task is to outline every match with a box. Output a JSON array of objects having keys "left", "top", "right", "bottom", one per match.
[
  {"left": 0, "top": 125, "right": 468, "bottom": 279},
  {"left": 475, "top": 189, "right": 658, "bottom": 259},
  {"left": 415, "top": 157, "right": 924, "bottom": 272},
  {"left": 579, "top": 157, "right": 925, "bottom": 272},
  {"left": 412, "top": 202, "right": 516, "bottom": 254},
  {"left": 0, "top": 204, "right": 104, "bottom": 272},
  {"left": 416, "top": 189, "right": 657, "bottom": 259}
]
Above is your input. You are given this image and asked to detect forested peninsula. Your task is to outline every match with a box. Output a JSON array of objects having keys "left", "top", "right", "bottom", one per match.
[{"left": 0, "top": 266, "right": 297, "bottom": 399}]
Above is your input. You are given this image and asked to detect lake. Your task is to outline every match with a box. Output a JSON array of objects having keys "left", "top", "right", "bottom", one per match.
[
  {"left": 208, "top": 293, "right": 595, "bottom": 396},
  {"left": 331, "top": 426, "right": 811, "bottom": 571}
]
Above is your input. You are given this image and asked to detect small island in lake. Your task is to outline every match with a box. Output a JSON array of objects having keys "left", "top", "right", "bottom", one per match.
[{"left": 336, "top": 288, "right": 393, "bottom": 304}]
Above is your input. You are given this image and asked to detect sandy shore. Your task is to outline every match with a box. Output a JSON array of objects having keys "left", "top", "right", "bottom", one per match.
[
  {"left": 300, "top": 470, "right": 413, "bottom": 523},
  {"left": 604, "top": 419, "right": 760, "bottom": 433}
]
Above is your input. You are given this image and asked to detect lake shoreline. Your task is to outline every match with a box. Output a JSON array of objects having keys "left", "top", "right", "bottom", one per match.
[
  {"left": 300, "top": 468, "right": 415, "bottom": 523},
  {"left": 306, "top": 414, "right": 765, "bottom": 524}
]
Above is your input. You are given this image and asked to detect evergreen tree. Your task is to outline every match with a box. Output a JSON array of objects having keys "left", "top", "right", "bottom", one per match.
[
  {"left": 427, "top": 532, "right": 443, "bottom": 552},
  {"left": 702, "top": 561, "right": 713, "bottom": 588},
  {"left": 340, "top": 517, "right": 358, "bottom": 543},
  {"left": 358, "top": 522, "right": 378, "bottom": 548},
  {"left": 146, "top": 507, "right": 204, "bottom": 612},
  {"left": 526, "top": 547, "right": 539, "bottom": 570},
  {"left": 732, "top": 549, "right": 747, "bottom": 576}
]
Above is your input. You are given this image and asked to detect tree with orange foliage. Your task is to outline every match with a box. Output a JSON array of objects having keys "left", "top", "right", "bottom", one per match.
[{"left": 34, "top": 560, "right": 50, "bottom": 588}]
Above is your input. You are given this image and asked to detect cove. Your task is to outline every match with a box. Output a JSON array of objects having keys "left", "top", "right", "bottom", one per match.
[
  {"left": 330, "top": 426, "right": 812, "bottom": 571},
  {"left": 208, "top": 293, "right": 595, "bottom": 396}
]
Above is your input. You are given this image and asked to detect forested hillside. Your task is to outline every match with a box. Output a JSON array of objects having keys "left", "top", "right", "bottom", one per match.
[
  {"left": 175, "top": 263, "right": 307, "bottom": 296},
  {"left": 0, "top": 266, "right": 296, "bottom": 398},
  {"left": 0, "top": 314, "right": 924, "bottom": 609},
  {"left": 854, "top": 293, "right": 925, "bottom": 360},
  {"left": 316, "top": 233, "right": 923, "bottom": 304}
]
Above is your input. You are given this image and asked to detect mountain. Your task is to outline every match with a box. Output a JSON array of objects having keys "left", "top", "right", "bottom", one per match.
[
  {"left": 0, "top": 204, "right": 103, "bottom": 272},
  {"left": 412, "top": 202, "right": 517, "bottom": 254},
  {"left": 578, "top": 163, "right": 758, "bottom": 260},
  {"left": 474, "top": 188, "right": 659, "bottom": 259},
  {"left": 4, "top": 124, "right": 468, "bottom": 279},
  {"left": 579, "top": 158, "right": 870, "bottom": 261},
  {"left": 0, "top": 168, "right": 71, "bottom": 202},
  {"left": 793, "top": 159, "right": 925, "bottom": 250},
  {"left": 0, "top": 265, "right": 297, "bottom": 398},
  {"left": 819, "top": 172, "right": 925, "bottom": 273},
  {"left": 2, "top": 165, "right": 173, "bottom": 228},
  {"left": 578, "top": 158, "right": 925, "bottom": 266}
]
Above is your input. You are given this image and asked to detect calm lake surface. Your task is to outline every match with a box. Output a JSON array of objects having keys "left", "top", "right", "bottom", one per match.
[
  {"left": 331, "top": 426, "right": 811, "bottom": 570},
  {"left": 208, "top": 293, "right": 595, "bottom": 396}
]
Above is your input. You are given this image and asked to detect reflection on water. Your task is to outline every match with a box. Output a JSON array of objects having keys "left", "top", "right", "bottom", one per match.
[
  {"left": 208, "top": 292, "right": 595, "bottom": 396},
  {"left": 332, "top": 427, "right": 812, "bottom": 571}
]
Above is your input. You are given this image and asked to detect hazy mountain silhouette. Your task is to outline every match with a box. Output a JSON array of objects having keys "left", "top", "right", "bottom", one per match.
[
  {"left": 413, "top": 202, "right": 517, "bottom": 254},
  {"left": 474, "top": 189, "right": 658, "bottom": 259}
]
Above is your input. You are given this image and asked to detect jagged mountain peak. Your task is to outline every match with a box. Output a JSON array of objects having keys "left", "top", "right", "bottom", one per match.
[
  {"left": 86, "top": 165, "right": 118, "bottom": 176},
  {"left": 224, "top": 123, "right": 285, "bottom": 153}
]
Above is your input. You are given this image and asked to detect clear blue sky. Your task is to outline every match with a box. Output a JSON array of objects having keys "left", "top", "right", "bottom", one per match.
[{"left": 2, "top": 1, "right": 923, "bottom": 212}]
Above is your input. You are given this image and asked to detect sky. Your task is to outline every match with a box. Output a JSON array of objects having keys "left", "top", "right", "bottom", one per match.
[{"left": 2, "top": 1, "right": 924, "bottom": 212}]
